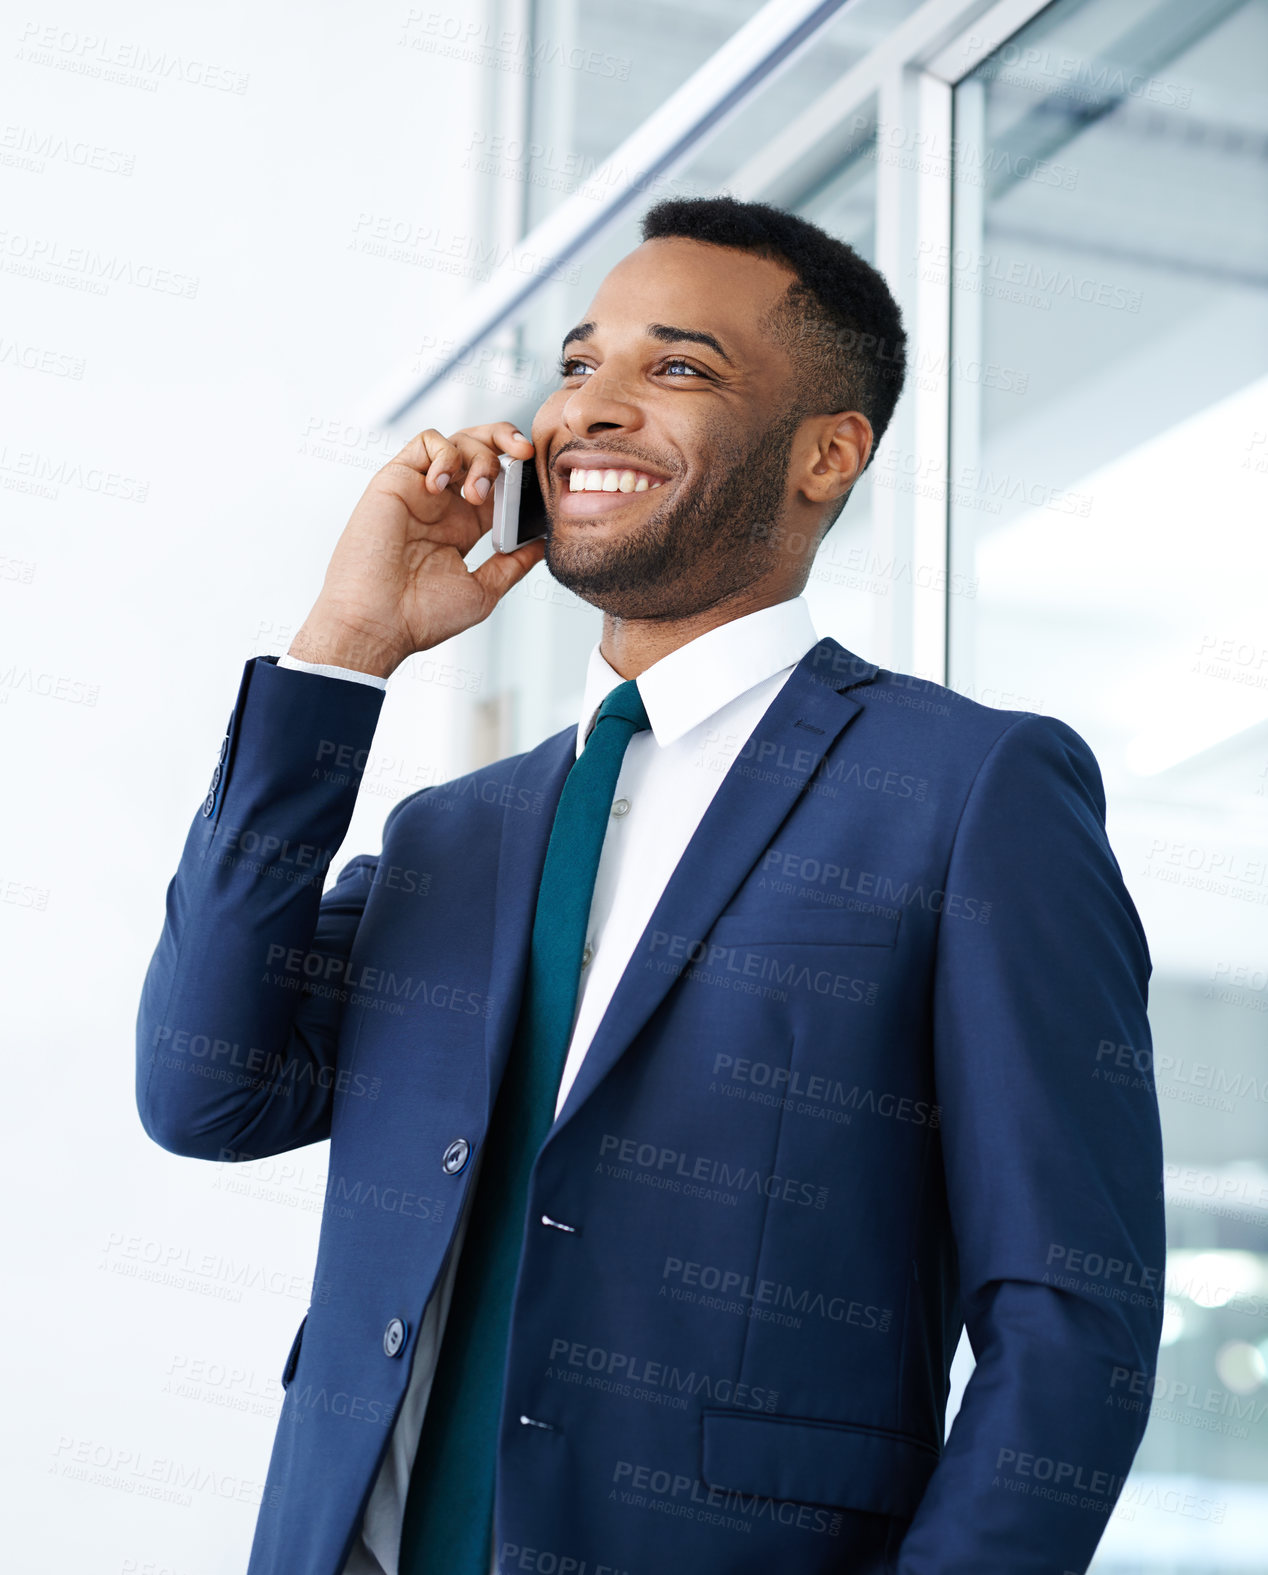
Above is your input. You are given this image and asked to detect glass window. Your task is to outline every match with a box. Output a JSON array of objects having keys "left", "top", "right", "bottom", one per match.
[
  {"left": 949, "top": 0, "right": 1268, "bottom": 1564},
  {"left": 519, "top": 0, "right": 921, "bottom": 227}
]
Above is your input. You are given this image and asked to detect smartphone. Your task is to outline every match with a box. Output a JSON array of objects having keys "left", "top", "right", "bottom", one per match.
[{"left": 490, "top": 453, "right": 548, "bottom": 553}]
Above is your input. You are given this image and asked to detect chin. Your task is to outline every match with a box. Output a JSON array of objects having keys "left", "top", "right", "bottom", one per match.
[{"left": 544, "top": 543, "right": 672, "bottom": 619}]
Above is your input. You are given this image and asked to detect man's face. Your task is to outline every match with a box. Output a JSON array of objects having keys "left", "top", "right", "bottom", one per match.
[{"left": 530, "top": 238, "right": 809, "bottom": 620}]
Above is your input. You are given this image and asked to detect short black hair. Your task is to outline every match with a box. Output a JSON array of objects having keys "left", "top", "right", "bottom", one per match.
[{"left": 640, "top": 196, "right": 906, "bottom": 520}]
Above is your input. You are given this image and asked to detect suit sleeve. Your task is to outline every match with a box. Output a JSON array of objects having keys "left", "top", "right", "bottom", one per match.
[
  {"left": 135, "top": 653, "right": 403, "bottom": 1161},
  {"left": 895, "top": 713, "right": 1165, "bottom": 1574}
]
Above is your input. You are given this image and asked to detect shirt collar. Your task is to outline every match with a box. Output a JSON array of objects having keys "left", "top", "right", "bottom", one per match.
[{"left": 575, "top": 595, "right": 819, "bottom": 758}]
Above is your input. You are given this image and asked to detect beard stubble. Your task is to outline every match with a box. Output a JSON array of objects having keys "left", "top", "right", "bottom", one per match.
[{"left": 543, "top": 409, "right": 804, "bottom": 621}]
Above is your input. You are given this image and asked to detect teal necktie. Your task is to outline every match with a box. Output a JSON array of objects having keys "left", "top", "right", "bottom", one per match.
[{"left": 398, "top": 678, "right": 651, "bottom": 1574}]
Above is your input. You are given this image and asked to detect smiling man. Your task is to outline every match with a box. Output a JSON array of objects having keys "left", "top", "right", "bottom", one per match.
[{"left": 136, "top": 197, "right": 1164, "bottom": 1575}]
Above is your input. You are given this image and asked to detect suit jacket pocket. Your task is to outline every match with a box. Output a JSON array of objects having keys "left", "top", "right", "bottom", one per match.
[
  {"left": 281, "top": 1311, "right": 309, "bottom": 1391},
  {"left": 709, "top": 907, "right": 900, "bottom": 949},
  {"left": 700, "top": 1409, "right": 938, "bottom": 1520}
]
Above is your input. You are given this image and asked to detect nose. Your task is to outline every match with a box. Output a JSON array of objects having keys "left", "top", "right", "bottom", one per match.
[{"left": 561, "top": 363, "right": 644, "bottom": 441}]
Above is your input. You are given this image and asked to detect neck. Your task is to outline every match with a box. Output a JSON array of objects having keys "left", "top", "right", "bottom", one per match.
[{"left": 598, "top": 583, "right": 798, "bottom": 679}]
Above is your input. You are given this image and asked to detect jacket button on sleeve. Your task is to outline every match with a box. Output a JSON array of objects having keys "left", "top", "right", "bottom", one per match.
[
  {"left": 442, "top": 1138, "right": 470, "bottom": 1174},
  {"left": 383, "top": 1318, "right": 407, "bottom": 1358}
]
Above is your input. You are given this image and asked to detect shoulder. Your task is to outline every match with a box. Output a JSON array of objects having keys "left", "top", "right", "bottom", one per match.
[
  {"left": 862, "top": 665, "right": 1098, "bottom": 778},
  {"left": 831, "top": 664, "right": 1105, "bottom": 829}
]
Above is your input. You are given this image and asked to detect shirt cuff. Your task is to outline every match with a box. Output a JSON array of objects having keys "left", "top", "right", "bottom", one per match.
[{"left": 277, "top": 653, "right": 389, "bottom": 691}]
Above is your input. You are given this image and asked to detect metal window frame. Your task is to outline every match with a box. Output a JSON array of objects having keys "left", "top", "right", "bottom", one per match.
[{"left": 369, "top": 0, "right": 1058, "bottom": 682}]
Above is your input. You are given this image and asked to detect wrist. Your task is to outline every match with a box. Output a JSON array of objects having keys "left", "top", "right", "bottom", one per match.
[{"left": 287, "top": 615, "right": 405, "bottom": 679}]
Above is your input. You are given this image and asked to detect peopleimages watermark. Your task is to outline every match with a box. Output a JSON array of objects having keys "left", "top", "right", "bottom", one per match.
[
  {"left": 0, "top": 441, "right": 148, "bottom": 499},
  {"left": 1193, "top": 632, "right": 1268, "bottom": 690},
  {"left": 597, "top": 1133, "right": 828, "bottom": 1211},
  {"left": 97, "top": 1230, "right": 309, "bottom": 1305},
  {"left": 1207, "top": 959, "right": 1268, "bottom": 1014},
  {"left": 0, "top": 331, "right": 86, "bottom": 377},
  {"left": 462, "top": 131, "right": 708, "bottom": 205},
  {"left": 661, "top": 1257, "right": 893, "bottom": 1332},
  {"left": 49, "top": 1434, "right": 264, "bottom": 1509},
  {"left": 1, "top": 119, "right": 135, "bottom": 175},
  {"left": 758, "top": 847, "right": 991, "bottom": 924},
  {"left": 15, "top": 22, "right": 250, "bottom": 94},
  {"left": 546, "top": 1338, "right": 779, "bottom": 1413},
  {"left": 263, "top": 943, "right": 490, "bottom": 1019},
  {"left": 163, "top": 1351, "right": 281, "bottom": 1419},
  {"left": 398, "top": 9, "right": 631, "bottom": 80},
  {"left": 348, "top": 211, "right": 579, "bottom": 285},
  {"left": 148, "top": 1022, "right": 382, "bottom": 1098},
  {"left": 0, "top": 662, "right": 100, "bottom": 706},
  {"left": 855, "top": 117, "right": 1078, "bottom": 191},
  {"left": 647, "top": 930, "right": 880, "bottom": 1007},
  {"left": 1093, "top": 1037, "right": 1267, "bottom": 1111},
  {"left": 1044, "top": 1242, "right": 1164, "bottom": 1307},
  {"left": 993, "top": 1446, "right": 1225, "bottom": 1523},
  {"left": 496, "top": 1542, "right": 630, "bottom": 1575},
  {"left": 1109, "top": 1364, "right": 1268, "bottom": 1438},
  {"left": 994, "top": 1445, "right": 1126, "bottom": 1500},
  {"left": 965, "top": 38, "right": 1191, "bottom": 110},
  {"left": 1143, "top": 837, "right": 1268, "bottom": 903},
  {"left": 913, "top": 239, "right": 1142, "bottom": 314},
  {"left": 610, "top": 1457, "right": 843, "bottom": 1537},
  {"left": 0, "top": 229, "right": 198, "bottom": 297},
  {"left": 712, "top": 1053, "right": 940, "bottom": 1130}
]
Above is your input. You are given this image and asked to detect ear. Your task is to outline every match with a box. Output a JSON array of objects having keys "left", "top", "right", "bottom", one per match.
[{"left": 796, "top": 412, "right": 874, "bottom": 506}]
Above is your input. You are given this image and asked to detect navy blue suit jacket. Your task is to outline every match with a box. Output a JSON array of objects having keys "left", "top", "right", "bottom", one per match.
[{"left": 136, "top": 638, "right": 1165, "bottom": 1575}]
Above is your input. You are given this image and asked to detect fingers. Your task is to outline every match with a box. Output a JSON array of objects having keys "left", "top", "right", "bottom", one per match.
[
  {"left": 470, "top": 533, "right": 547, "bottom": 605},
  {"left": 394, "top": 423, "right": 534, "bottom": 502},
  {"left": 393, "top": 429, "right": 465, "bottom": 496},
  {"left": 453, "top": 422, "right": 535, "bottom": 506},
  {"left": 474, "top": 421, "right": 535, "bottom": 459}
]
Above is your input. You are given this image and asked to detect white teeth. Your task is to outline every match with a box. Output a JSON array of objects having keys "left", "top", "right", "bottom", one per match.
[{"left": 567, "top": 466, "right": 663, "bottom": 493}]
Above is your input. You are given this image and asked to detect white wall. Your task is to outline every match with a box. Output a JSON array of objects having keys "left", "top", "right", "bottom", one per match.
[{"left": 0, "top": 3, "right": 500, "bottom": 1567}]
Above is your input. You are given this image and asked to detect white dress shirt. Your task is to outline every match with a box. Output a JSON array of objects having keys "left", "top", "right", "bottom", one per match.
[{"left": 276, "top": 594, "right": 820, "bottom": 1575}]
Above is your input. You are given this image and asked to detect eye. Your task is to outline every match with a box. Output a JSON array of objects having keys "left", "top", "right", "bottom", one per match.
[
  {"left": 661, "top": 358, "right": 705, "bottom": 378},
  {"left": 558, "top": 356, "right": 592, "bottom": 378}
]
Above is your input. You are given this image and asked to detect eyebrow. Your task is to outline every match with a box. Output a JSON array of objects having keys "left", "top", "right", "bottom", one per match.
[{"left": 560, "top": 320, "right": 734, "bottom": 364}]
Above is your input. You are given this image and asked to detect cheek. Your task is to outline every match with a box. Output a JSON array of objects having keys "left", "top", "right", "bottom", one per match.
[{"left": 530, "top": 393, "right": 567, "bottom": 449}]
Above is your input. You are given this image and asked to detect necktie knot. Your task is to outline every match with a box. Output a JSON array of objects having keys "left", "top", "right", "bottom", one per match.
[{"left": 591, "top": 677, "right": 650, "bottom": 739}]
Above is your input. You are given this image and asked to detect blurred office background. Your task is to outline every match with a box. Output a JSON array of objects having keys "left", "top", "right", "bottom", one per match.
[{"left": 2, "top": 0, "right": 1265, "bottom": 1568}]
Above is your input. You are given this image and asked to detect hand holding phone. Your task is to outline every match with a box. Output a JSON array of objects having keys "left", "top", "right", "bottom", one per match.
[
  {"left": 491, "top": 453, "right": 549, "bottom": 553},
  {"left": 286, "top": 422, "right": 545, "bottom": 678}
]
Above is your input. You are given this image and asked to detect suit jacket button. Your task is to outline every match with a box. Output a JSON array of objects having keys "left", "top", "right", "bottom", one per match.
[
  {"left": 201, "top": 793, "right": 216, "bottom": 817},
  {"left": 210, "top": 762, "right": 222, "bottom": 790},
  {"left": 383, "top": 1318, "right": 407, "bottom": 1357},
  {"left": 442, "top": 1138, "right": 470, "bottom": 1174},
  {"left": 218, "top": 734, "right": 229, "bottom": 763}
]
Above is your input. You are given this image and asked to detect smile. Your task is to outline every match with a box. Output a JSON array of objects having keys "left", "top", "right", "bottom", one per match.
[{"left": 567, "top": 468, "right": 665, "bottom": 494}]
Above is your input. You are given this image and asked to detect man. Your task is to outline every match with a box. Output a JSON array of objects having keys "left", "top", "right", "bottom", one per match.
[{"left": 136, "top": 197, "right": 1165, "bottom": 1575}]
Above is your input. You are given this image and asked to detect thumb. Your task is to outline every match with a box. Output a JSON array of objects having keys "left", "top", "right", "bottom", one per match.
[{"left": 470, "top": 536, "right": 547, "bottom": 607}]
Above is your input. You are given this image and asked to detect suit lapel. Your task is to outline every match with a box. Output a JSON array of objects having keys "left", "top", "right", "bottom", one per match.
[
  {"left": 548, "top": 637, "right": 878, "bottom": 1135},
  {"left": 480, "top": 727, "right": 574, "bottom": 1125}
]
